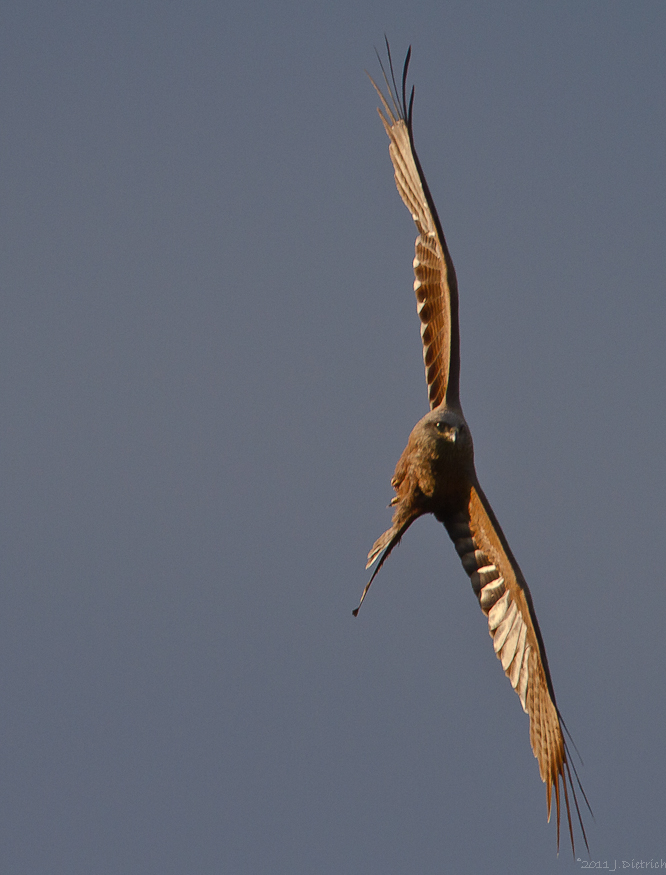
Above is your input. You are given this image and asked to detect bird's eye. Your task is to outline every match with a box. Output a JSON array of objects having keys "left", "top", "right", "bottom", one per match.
[{"left": 435, "top": 421, "right": 445, "bottom": 431}]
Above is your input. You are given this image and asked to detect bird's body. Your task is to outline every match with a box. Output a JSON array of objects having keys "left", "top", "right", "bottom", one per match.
[
  {"left": 354, "top": 43, "right": 590, "bottom": 856},
  {"left": 365, "top": 408, "right": 473, "bottom": 569}
]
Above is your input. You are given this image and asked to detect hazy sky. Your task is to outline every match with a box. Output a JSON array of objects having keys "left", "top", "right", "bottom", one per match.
[{"left": 2, "top": 2, "right": 666, "bottom": 872}]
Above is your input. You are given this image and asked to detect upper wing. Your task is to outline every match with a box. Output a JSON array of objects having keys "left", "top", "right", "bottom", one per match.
[
  {"left": 441, "top": 483, "right": 590, "bottom": 856},
  {"left": 370, "top": 45, "right": 461, "bottom": 410}
]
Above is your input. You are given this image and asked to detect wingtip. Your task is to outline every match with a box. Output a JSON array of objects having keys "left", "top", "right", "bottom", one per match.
[{"left": 548, "top": 736, "right": 592, "bottom": 858}]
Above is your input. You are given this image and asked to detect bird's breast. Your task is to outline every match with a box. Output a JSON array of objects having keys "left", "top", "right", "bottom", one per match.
[{"left": 412, "top": 443, "right": 473, "bottom": 513}]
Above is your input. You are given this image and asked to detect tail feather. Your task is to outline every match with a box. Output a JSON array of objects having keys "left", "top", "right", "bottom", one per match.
[
  {"left": 366, "top": 528, "right": 394, "bottom": 568},
  {"left": 354, "top": 509, "right": 420, "bottom": 616}
]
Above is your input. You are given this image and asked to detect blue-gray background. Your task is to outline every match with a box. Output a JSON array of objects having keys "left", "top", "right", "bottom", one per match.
[{"left": 2, "top": 2, "right": 665, "bottom": 872}]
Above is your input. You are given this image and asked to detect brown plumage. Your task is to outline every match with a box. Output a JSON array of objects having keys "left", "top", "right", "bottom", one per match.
[{"left": 353, "top": 42, "right": 590, "bottom": 856}]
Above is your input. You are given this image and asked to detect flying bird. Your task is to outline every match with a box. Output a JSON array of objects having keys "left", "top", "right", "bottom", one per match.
[{"left": 353, "top": 43, "right": 590, "bottom": 856}]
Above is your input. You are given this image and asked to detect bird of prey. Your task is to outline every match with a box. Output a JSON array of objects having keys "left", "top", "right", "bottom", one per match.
[{"left": 353, "top": 43, "right": 590, "bottom": 856}]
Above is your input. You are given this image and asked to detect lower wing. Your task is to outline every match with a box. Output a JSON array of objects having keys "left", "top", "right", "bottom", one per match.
[{"left": 439, "top": 482, "right": 590, "bottom": 855}]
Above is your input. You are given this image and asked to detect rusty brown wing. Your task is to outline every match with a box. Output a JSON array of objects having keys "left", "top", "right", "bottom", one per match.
[
  {"left": 441, "top": 483, "right": 590, "bottom": 855},
  {"left": 369, "top": 46, "right": 461, "bottom": 411}
]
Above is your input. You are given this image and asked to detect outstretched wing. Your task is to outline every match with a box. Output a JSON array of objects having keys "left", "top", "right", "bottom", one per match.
[
  {"left": 441, "top": 484, "right": 590, "bottom": 855},
  {"left": 370, "top": 44, "right": 461, "bottom": 410}
]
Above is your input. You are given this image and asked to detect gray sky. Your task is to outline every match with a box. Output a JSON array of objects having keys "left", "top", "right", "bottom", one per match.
[{"left": 2, "top": 2, "right": 666, "bottom": 872}]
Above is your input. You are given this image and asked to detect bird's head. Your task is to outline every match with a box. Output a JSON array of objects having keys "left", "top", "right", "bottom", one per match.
[{"left": 419, "top": 407, "right": 473, "bottom": 456}]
